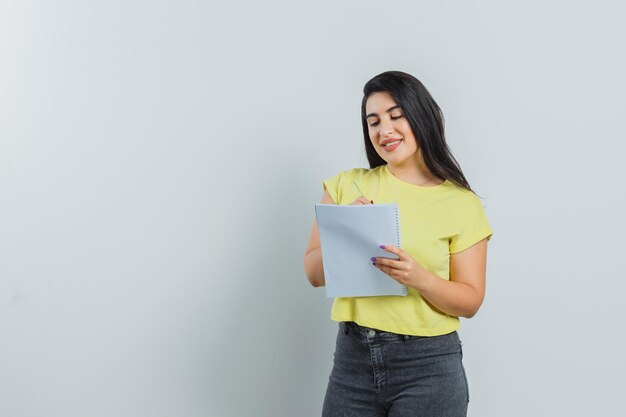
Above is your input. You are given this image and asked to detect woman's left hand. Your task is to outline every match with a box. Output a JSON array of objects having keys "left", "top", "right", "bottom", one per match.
[{"left": 372, "top": 244, "right": 434, "bottom": 291}]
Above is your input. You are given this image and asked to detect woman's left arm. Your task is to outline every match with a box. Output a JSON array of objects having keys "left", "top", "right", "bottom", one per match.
[{"left": 374, "top": 238, "right": 489, "bottom": 318}]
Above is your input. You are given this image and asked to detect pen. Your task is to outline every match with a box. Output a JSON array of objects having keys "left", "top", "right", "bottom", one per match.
[{"left": 352, "top": 181, "right": 374, "bottom": 204}]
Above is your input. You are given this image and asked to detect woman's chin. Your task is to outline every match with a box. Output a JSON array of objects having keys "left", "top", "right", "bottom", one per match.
[{"left": 383, "top": 155, "right": 408, "bottom": 167}]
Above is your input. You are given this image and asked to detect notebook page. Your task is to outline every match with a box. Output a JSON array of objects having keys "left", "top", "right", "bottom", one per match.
[{"left": 314, "top": 204, "right": 407, "bottom": 298}]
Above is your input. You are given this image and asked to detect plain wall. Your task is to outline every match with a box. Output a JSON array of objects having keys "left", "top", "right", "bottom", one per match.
[{"left": 1, "top": 1, "right": 625, "bottom": 416}]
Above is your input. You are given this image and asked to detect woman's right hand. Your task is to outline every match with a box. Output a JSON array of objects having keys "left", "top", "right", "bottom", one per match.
[{"left": 349, "top": 196, "right": 374, "bottom": 205}]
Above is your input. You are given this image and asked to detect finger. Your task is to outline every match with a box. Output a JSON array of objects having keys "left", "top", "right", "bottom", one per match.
[
  {"left": 350, "top": 197, "right": 368, "bottom": 206},
  {"left": 374, "top": 263, "right": 401, "bottom": 281},
  {"left": 375, "top": 263, "right": 412, "bottom": 285},
  {"left": 378, "top": 244, "right": 404, "bottom": 259},
  {"left": 373, "top": 257, "right": 405, "bottom": 270}
]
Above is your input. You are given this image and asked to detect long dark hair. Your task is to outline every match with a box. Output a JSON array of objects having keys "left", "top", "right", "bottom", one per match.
[{"left": 361, "top": 71, "right": 473, "bottom": 192}]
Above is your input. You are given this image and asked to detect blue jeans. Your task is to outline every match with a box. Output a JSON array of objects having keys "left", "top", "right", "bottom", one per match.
[{"left": 322, "top": 322, "right": 469, "bottom": 417}]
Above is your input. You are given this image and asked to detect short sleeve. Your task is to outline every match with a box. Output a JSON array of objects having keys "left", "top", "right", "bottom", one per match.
[
  {"left": 322, "top": 171, "right": 344, "bottom": 204},
  {"left": 449, "top": 194, "right": 494, "bottom": 253}
]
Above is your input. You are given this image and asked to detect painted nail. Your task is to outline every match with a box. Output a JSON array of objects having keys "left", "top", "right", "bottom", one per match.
[
  {"left": 379, "top": 244, "right": 386, "bottom": 249},
  {"left": 371, "top": 257, "right": 376, "bottom": 261}
]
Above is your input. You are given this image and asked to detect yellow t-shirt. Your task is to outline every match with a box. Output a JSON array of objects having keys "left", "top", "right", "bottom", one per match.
[{"left": 322, "top": 165, "right": 493, "bottom": 336}]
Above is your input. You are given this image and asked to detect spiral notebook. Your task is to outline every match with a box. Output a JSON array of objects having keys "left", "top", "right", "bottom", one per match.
[{"left": 314, "top": 203, "right": 408, "bottom": 298}]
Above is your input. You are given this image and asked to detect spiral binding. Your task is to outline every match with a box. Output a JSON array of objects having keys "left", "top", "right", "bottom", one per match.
[{"left": 394, "top": 205, "right": 408, "bottom": 296}]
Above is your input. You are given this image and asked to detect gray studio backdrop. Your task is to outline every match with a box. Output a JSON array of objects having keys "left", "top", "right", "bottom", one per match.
[{"left": 1, "top": 1, "right": 624, "bottom": 416}]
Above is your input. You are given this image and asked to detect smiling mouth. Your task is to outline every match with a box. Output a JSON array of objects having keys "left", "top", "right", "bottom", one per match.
[{"left": 382, "top": 139, "right": 403, "bottom": 148}]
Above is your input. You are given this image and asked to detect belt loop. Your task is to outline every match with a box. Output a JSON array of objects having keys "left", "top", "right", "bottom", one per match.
[{"left": 342, "top": 322, "right": 349, "bottom": 335}]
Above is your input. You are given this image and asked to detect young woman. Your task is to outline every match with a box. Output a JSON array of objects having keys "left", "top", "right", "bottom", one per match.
[{"left": 303, "top": 71, "right": 493, "bottom": 417}]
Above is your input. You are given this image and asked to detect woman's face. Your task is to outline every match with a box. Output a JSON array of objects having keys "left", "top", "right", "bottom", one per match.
[{"left": 365, "top": 91, "right": 419, "bottom": 167}]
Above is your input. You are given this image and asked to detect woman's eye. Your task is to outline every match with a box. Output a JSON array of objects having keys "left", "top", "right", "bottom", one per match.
[{"left": 369, "top": 115, "right": 402, "bottom": 127}]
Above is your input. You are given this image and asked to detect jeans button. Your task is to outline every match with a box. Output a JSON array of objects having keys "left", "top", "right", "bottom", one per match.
[{"left": 368, "top": 329, "right": 375, "bottom": 337}]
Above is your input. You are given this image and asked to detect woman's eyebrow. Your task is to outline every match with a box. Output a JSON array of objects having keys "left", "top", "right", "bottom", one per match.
[{"left": 365, "top": 105, "right": 401, "bottom": 119}]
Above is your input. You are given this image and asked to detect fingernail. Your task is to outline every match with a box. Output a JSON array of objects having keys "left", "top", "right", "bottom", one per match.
[
  {"left": 379, "top": 244, "right": 386, "bottom": 249},
  {"left": 370, "top": 257, "right": 376, "bottom": 261}
]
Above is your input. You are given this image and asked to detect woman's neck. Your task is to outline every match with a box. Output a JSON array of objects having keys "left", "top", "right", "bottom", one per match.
[{"left": 387, "top": 156, "right": 442, "bottom": 186}]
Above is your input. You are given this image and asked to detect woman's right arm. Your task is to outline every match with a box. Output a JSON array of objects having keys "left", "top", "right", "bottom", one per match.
[
  {"left": 303, "top": 190, "right": 373, "bottom": 287},
  {"left": 302, "top": 190, "right": 335, "bottom": 287}
]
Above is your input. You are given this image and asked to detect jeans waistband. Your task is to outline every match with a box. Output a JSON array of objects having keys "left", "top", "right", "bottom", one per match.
[{"left": 340, "top": 321, "right": 446, "bottom": 343}]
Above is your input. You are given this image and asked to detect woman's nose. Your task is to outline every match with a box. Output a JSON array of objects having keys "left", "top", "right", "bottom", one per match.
[{"left": 380, "top": 122, "right": 394, "bottom": 137}]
